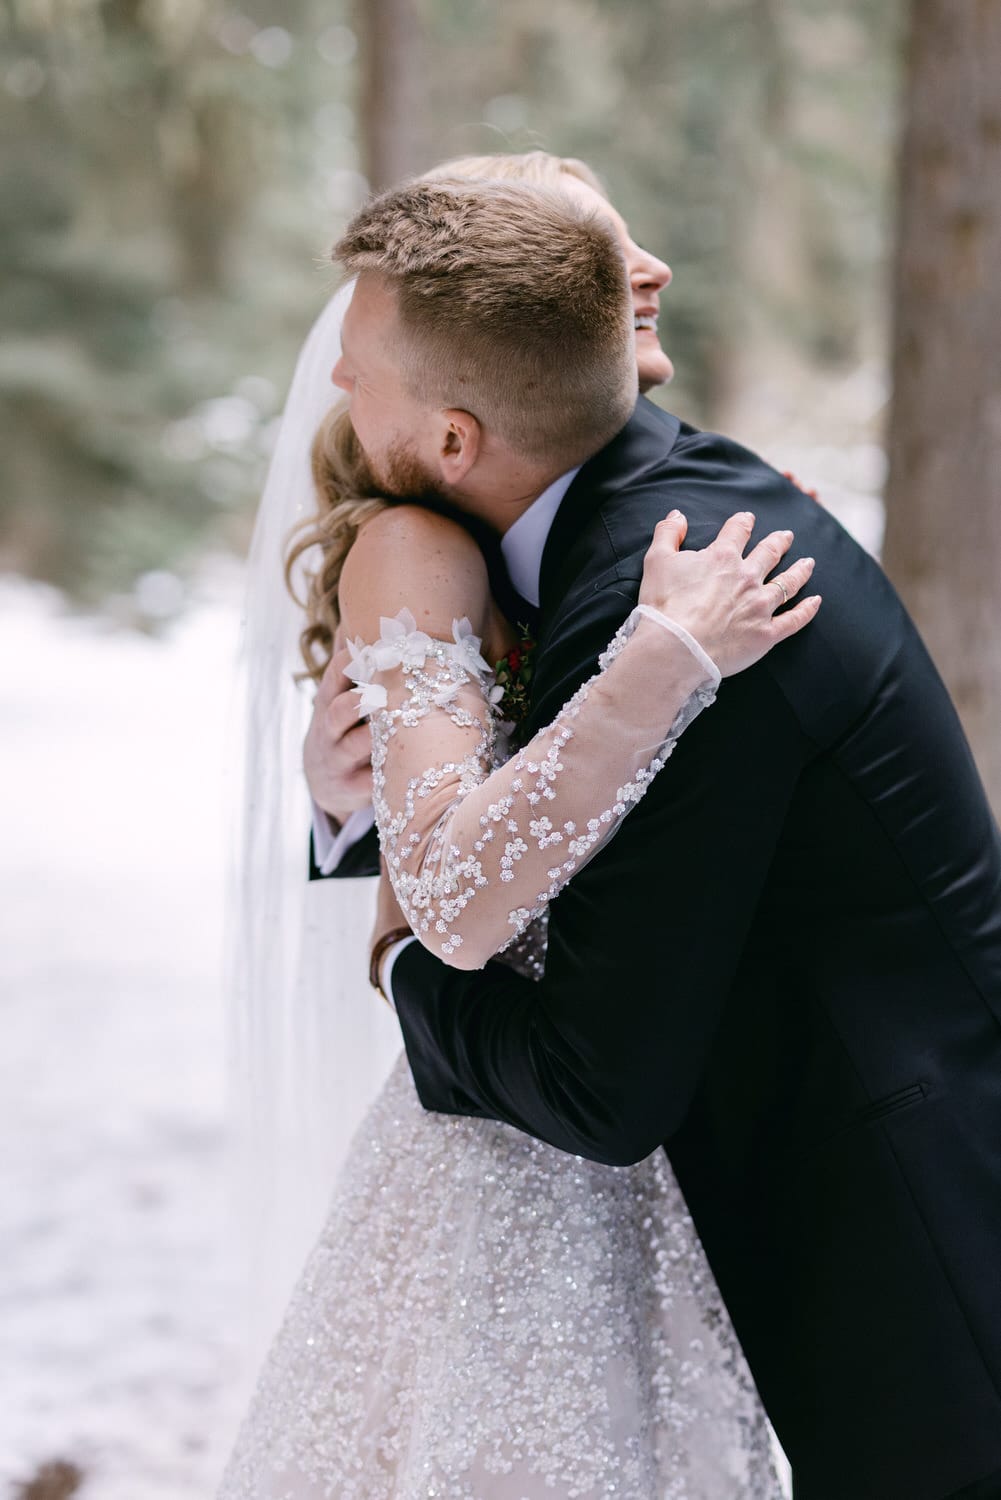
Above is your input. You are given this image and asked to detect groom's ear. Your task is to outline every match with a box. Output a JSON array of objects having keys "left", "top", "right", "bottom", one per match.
[{"left": 437, "top": 409, "right": 481, "bottom": 486}]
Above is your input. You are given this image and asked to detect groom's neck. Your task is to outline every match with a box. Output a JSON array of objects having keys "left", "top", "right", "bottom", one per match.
[{"left": 446, "top": 459, "right": 568, "bottom": 536}]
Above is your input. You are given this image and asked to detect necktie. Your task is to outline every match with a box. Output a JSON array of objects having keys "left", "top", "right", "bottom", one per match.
[
  {"left": 483, "top": 543, "right": 541, "bottom": 635},
  {"left": 508, "top": 589, "right": 541, "bottom": 636}
]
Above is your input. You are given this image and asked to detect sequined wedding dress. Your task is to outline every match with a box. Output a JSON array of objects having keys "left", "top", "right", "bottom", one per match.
[{"left": 218, "top": 606, "right": 783, "bottom": 1500}]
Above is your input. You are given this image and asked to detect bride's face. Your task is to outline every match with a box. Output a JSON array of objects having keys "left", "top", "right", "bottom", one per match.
[{"left": 558, "top": 175, "right": 674, "bottom": 393}]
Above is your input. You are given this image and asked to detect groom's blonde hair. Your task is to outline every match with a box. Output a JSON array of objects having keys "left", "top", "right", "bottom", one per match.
[{"left": 333, "top": 175, "right": 636, "bottom": 470}]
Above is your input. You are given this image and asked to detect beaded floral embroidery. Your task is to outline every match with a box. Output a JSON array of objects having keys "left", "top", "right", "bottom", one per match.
[
  {"left": 218, "top": 1050, "right": 783, "bottom": 1500},
  {"left": 344, "top": 605, "right": 717, "bottom": 968}
]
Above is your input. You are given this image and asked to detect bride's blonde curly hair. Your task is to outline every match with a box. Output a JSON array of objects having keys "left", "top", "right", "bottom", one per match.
[{"left": 284, "top": 151, "right": 607, "bottom": 684}]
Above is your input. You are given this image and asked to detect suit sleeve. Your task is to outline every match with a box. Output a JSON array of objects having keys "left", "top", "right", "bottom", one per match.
[
  {"left": 308, "top": 822, "right": 380, "bottom": 881},
  {"left": 391, "top": 585, "right": 811, "bottom": 1164}
]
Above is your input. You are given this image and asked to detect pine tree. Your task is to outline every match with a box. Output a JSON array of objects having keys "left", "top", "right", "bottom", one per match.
[{"left": 882, "top": 0, "right": 1001, "bottom": 811}]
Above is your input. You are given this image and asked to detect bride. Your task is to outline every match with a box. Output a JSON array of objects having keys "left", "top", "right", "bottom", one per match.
[{"left": 220, "top": 153, "right": 818, "bottom": 1499}]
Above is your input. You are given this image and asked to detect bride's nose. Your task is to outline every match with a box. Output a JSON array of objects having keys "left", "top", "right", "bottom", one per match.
[
  {"left": 631, "top": 253, "right": 672, "bottom": 293},
  {"left": 331, "top": 357, "right": 351, "bottom": 393}
]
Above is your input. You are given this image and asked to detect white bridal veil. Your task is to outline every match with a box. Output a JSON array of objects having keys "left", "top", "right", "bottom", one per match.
[{"left": 229, "top": 281, "right": 402, "bottom": 1352}]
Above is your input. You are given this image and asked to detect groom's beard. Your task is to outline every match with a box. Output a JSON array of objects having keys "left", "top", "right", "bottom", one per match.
[{"left": 364, "top": 435, "right": 449, "bottom": 507}]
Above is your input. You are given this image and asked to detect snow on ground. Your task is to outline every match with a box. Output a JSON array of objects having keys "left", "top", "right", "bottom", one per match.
[{"left": 0, "top": 579, "right": 250, "bottom": 1498}]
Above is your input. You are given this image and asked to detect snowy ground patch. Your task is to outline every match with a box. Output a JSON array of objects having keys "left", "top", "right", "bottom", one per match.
[{"left": 0, "top": 580, "right": 250, "bottom": 1498}]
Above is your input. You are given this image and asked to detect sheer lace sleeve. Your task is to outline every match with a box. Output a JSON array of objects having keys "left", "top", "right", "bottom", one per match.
[{"left": 346, "top": 605, "right": 720, "bottom": 970}]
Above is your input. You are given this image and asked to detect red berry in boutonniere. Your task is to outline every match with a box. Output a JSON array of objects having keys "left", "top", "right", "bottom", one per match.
[{"left": 494, "top": 628, "right": 537, "bottom": 744}]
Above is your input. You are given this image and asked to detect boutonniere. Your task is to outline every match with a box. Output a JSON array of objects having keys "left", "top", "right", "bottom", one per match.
[{"left": 494, "top": 628, "right": 537, "bottom": 742}]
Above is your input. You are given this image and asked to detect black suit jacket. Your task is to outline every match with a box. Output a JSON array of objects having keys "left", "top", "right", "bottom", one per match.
[
  {"left": 309, "top": 821, "right": 380, "bottom": 880},
  {"left": 360, "top": 400, "right": 1001, "bottom": 1499}
]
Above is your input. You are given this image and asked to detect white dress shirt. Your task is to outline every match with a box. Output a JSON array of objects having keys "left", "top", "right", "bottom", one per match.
[
  {"left": 311, "top": 802, "right": 376, "bottom": 876},
  {"left": 499, "top": 466, "right": 581, "bottom": 608},
  {"left": 311, "top": 467, "right": 581, "bottom": 881}
]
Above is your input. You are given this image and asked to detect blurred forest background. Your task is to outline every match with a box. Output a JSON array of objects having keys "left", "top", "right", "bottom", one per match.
[{"left": 2, "top": 0, "right": 901, "bottom": 611}]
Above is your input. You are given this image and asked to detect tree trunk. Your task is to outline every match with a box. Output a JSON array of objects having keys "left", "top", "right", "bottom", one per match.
[
  {"left": 357, "top": 0, "right": 425, "bottom": 192},
  {"left": 882, "top": 0, "right": 1001, "bottom": 812}
]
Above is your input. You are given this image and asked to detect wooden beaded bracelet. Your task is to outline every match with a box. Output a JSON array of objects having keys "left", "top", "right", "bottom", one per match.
[{"left": 369, "top": 926, "right": 413, "bottom": 1006}]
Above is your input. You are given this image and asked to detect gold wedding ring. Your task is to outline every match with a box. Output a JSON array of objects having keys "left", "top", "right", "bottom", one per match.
[{"left": 770, "top": 578, "right": 789, "bottom": 607}]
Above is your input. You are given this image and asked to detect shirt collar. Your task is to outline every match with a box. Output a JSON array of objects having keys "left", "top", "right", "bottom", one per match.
[{"left": 500, "top": 467, "right": 581, "bottom": 608}]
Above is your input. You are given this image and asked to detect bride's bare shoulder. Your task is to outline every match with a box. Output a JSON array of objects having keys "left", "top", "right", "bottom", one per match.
[
  {"left": 339, "top": 502, "right": 491, "bottom": 641},
  {"left": 352, "top": 501, "right": 482, "bottom": 557}
]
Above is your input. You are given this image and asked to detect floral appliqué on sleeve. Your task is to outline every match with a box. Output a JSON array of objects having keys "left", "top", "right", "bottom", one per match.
[{"left": 344, "top": 606, "right": 717, "bottom": 968}]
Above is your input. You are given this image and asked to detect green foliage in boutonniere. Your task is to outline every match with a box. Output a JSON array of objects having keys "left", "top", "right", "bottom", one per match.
[{"left": 493, "top": 627, "right": 537, "bottom": 743}]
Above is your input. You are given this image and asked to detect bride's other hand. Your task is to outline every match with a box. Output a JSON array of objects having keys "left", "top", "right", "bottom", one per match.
[
  {"left": 783, "top": 469, "right": 822, "bottom": 503},
  {"left": 304, "top": 634, "right": 374, "bottom": 824},
  {"left": 638, "top": 510, "right": 821, "bottom": 679}
]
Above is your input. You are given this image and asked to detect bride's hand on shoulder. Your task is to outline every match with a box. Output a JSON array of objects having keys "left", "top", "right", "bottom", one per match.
[{"left": 638, "top": 510, "right": 821, "bottom": 679}]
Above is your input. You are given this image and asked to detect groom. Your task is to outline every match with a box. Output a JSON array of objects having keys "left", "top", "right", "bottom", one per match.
[{"left": 308, "top": 178, "right": 1001, "bottom": 1499}]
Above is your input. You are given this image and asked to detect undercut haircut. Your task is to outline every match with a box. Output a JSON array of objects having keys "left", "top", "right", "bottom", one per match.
[{"left": 333, "top": 178, "right": 637, "bottom": 470}]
